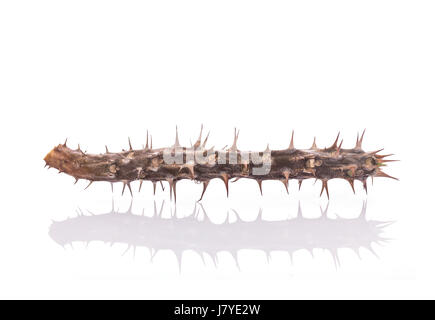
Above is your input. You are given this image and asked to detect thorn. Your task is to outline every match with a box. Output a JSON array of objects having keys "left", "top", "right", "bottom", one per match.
[
  {"left": 193, "top": 124, "right": 203, "bottom": 149},
  {"left": 320, "top": 180, "right": 329, "bottom": 199},
  {"left": 375, "top": 153, "right": 394, "bottom": 159},
  {"left": 63, "top": 138, "right": 68, "bottom": 147},
  {"left": 84, "top": 180, "right": 93, "bottom": 190},
  {"left": 174, "top": 126, "right": 180, "bottom": 148},
  {"left": 77, "top": 144, "right": 81, "bottom": 151},
  {"left": 128, "top": 183, "right": 133, "bottom": 197},
  {"left": 138, "top": 180, "right": 143, "bottom": 192},
  {"left": 199, "top": 180, "right": 209, "bottom": 201},
  {"left": 289, "top": 130, "right": 295, "bottom": 149},
  {"left": 360, "top": 129, "right": 366, "bottom": 144},
  {"left": 298, "top": 179, "right": 303, "bottom": 190},
  {"left": 355, "top": 132, "right": 359, "bottom": 149},
  {"left": 168, "top": 178, "right": 174, "bottom": 201},
  {"left": 379, "top": 159, "right": 399, "bottom": 163},
  {"left": 122, "top": 182, "right": 133, "bottom": 196},
  {"left": 356, "top": 129, "right": 366, "bottom": 149},
  {"left": 105, "top": 145, "right": 109, "bottom": 153},
  {"left": 282, "top": 170, "right": 290, "bottom": 186},
  {"left": 179, "top": 163, "right": 195, "bottom": 178},
  {"left": 128, "top": 137, "right": 132, "bottom": 151},
  {"left": 167, "top": 179, "right": 177, "bottom": 202},
  {"left": 145, "top": 130, "right": 149, "bottom": 149},
  {"left": 362, "top": 179, "right": 368, "bottom": 194},
  {"left": 110, "top": 182, "right": 113, "bottom": 193},
  {"left": 202, "top": 131, "right": 210, "bottom": 148},
  {"left": 375, "top": 170, "right": 399, "bottom": 180},
  {"left": 230, "top": 128, "right": 239, "bottom": 151},
  {"left": 368, "top": 149, "right": 384, "bottom": 156},
  {"left": 335, "top": 139, "right": 343, "bottom": 155},
  {"left": 330, "top": 132, "right": 340, "bottom": 149},
  {"left": 281, "top": 179, "right": 289, "bottom": 194},
  {"left": 347, "top": 179, "right": 355, "bottom": 194},
  {"left": 257, "top": 180, "right": 263, "bottom": 195},
  {"left": 371, "top": 175, "right": 374, "bottom": 186},
  {"left": 159, "top": 180, "right": 164, "bottom": 191},
  {"left": 221, "top": 173, "right": 229, "bottom": 197},
  {"left": 188, "top": 164, "right": 195, "bottom": 178},
  {"left": 150, "top": 135, "right": 153, "bottom": 149},
  {"left": 74, "top": 178, "right": 79, "bottom": 185},
  {"left": 311, "top": 137, "right": 317, "bottom": 149},
  {"left": 152, "top": 181, "right": 157, "bottom": 195},
  {"left": 173, "top": 181, "right": 177, "bottom": 203}
]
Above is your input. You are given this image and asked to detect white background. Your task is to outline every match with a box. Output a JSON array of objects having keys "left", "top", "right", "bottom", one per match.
[{"left": 0, "top": 0, "right": 433, "bottom": 299}]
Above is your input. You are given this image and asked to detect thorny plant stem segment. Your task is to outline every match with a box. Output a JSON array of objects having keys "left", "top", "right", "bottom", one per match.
[{"left": 44, "top": 126, "right": 397, "bottom": 201}]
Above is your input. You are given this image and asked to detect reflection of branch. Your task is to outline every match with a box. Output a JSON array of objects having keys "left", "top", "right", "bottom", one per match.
[{"left": 49, "top": 201, "right": 393, "bottom": 270}]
